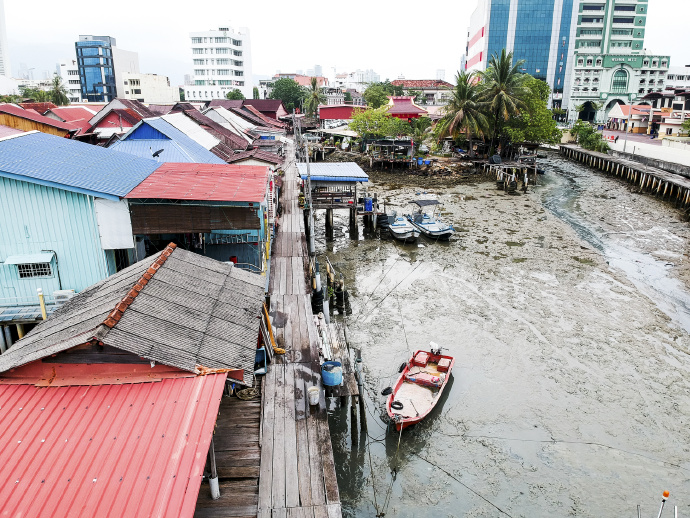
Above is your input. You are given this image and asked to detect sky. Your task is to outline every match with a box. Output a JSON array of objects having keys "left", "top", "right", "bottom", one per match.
[{"left": 5, "top": 0, "right": 690, "bottom": 87}]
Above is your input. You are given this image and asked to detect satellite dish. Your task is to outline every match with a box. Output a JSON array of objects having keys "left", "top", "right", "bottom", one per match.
[{"left": 152, "top": 149, "right": 164, "bottom": 157}]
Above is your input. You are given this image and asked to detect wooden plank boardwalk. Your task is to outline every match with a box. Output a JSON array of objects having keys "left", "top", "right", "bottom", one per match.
[
  {"left": 195, "top": 395, "right": 262, "bottom": 518},
  {"left": 560, "top": 144, "right": 690, "bottom": 207},
  {"left": 260, "top": 145, "right": 343, "bottom": 518}
]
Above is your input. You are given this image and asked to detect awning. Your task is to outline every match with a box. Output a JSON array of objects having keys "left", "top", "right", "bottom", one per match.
[
  {"left": 412, "top": 199, "right": 441, "bottom": 207},
  {"left": 3, "top": 252, "right": 54, "bottom": 265}
]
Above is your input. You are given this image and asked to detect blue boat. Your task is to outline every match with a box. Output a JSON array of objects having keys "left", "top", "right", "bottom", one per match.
[
  {"left": 406, "top": 200, "right": 454, "bottom": 241},
  {"left": 387, "top": 212, "right": 420, "bottom": 243}
]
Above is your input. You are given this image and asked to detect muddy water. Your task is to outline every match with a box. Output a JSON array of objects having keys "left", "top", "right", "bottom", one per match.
[{"left": 313, "top": 153, "right": 690, "bottom": 518}]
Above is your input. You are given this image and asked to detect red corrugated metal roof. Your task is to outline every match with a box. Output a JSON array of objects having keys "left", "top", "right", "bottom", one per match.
[
  {"left": 0, "top": 103, "right": 79, "bottom": 132},
  {"left": 19, "top": 102, "right": 57, "bottom": 113},
  {"left": 126, "top": 163, "right": 269, "bottom": 202},
  {"left": 0, "top": 373, "right": 226, "bottom": 517},
  {"left": 47, "top": 106, "right": 97, "bottom": 122},
  {"left": 0, "top": 124, "right": 25, "bottom": 138},
  {"left": 243, "top": 105, "right": 286, "bottom": 128}
]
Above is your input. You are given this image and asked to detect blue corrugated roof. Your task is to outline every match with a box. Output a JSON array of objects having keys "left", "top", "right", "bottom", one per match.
[
  {"left": 110, "top": 118, "right": 225, "bottom": 164},
  {"left": 0, "top": 132, "right": 160, "bottom": 198},
  {"left": 297, "top": 162, "right": 369, "bottom": 182}
]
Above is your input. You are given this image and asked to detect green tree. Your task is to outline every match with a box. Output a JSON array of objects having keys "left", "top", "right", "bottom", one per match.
[
  {"left": 410, "top": 116, "right": 432, "bottom": 152},
  {"left": 226, "top": 88, "right": 245, "bottom": 100},
  {"left": 363, "top": 84, "right": 390, "bottom": 108},
  {"left": 49, "top": 74, "right": 70, "bottom": 106},
  {"left": 253, "top": 86, "right": 260, "bottom": 99},
  {"left": 303, "top": 77, "right": 326, "bottom": 119},
  {"left": 344, "top": 91, "right": 352, "bottom": 103},
  {"left": 480, "top": 49, "right": 530, "bottom": 154},
  {"left": 408, "top": 89, "right": 424, "bottom": 104},
  {"left": 681, "top": 119, "right": 690, "bottom": 136},
  {"left": 349, "top": 107, "right": 411, "bottom": 139},
  {"left": 179, "top": 88, "right": 186, "bottom": 101},
  {"left": 269, "top": 78, "right": 305, "bottom": 113},
  {"left": 436, "top": 71, "right": 489, "bottom": 157},
  {"left": 503, "top": 77, "right": 562, "bottom": 145},
  {"left": 570, "top": 120, "right": 609, "bottom": 152},
  {"left": 19, "top": 86, "right": 51, "bottom": 102}
]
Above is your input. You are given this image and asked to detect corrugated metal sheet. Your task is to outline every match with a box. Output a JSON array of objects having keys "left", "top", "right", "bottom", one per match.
[
  {"left": 4, "top": 252, "right": 54, "bottom": 264},
  {"left": 0, "top": 373, "right": 226, "bottom": 518},
  {"left": 130, "top": 204, "right": 260, "bottom": 233},
  {"left": 162, "top": 113, "right": 220, "bottom": 150},
  {"left": 0, "top": 132, "right": 160, "bottom": 197},
  {"left": 0, "top": 124, "right": 25, "bottom": 138},
  {"left": 126, "top": 163, "right": 268, "bottom": 202},
  {"left": 0, "top": 103, "right": 77, "bottom": 131},
  {"left": 111, "top": 119, "right": 225, "bottom": 165},
  {"left": 297, "top": 162, "right": 369, "bottom": 181},
  {"left": 0, "top": 176, "right": 113, "bottom": 300}
]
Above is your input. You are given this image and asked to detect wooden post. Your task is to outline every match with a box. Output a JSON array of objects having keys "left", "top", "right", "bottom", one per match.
[
  {"left": 351, "top": 396, "right": 358, "bottom": 444},
  {"left": 16, "top": 324, "right": 24, "bottom": 339},
  {"left": 208, "top": 437, "right": 220, "bottom": 500},
  {"left": 326, "top": 208, "right": 333, "bottom": 241}
]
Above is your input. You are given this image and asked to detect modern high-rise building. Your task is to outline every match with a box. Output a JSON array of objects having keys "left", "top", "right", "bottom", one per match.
[
  {"left": 75, "top": 35, "right": 120, "bottom": 103},
  {"left": 566, "top": 0, "right": 669, "bottom": 123},
  {"left": 465, "top": 0, "right": 577, "bottom": 108},
  {"left": 57, "top": 60, "right": 83, "bottom": 103},
  {"left": 0, "top": 0, "right": 11, "bottom": 77},
  {"left": 185, "top": 25, "right": 253, "bottom": 102}
]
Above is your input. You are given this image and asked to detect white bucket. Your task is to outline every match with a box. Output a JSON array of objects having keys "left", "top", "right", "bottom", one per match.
[{"left": 308, "top": 386, "right": 320, "bottom": 406}]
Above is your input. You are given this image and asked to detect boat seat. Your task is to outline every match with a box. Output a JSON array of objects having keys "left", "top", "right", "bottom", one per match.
[
  {"left": 405, "top": 371, "right": 443, "bottom": 388},
  {"left": 412, "top": 351, "right": 429, "bottom": 367},
  {"left": 437, "top": 358, "right": 451, "bottom": 372}
]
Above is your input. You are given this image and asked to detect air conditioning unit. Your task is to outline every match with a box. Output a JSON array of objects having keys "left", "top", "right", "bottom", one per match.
[{"left": 53, "top": 289, "right": 75, "bottom": 305}]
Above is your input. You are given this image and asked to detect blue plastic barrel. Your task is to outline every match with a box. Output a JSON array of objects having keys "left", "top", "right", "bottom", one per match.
[
  {"left": 417, "top": 158, "right": 423, "bottom": 165},
  {"left": 364, "top": 198, "right": 373, "bottom": 212},
  {"left": 424, "top": 159, "right": 431, "bottom": 165},
  {"left": 321, "top": 361, "right": 343, "bottom": 386}
]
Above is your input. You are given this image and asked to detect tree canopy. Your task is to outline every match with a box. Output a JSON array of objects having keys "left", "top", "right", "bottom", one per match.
[
  {"left": 349, "top": 107, "right": 411, "bottom": 139},
  {"left": 569, "top": 120, "right": 609, "bottom": 152},
  {"left": 253, "top": 86, "right": 260, "bottom": 99},
  {"left": 503, "top": 77, "right": 562, "bottom": 145},
  {"left": 226, "top": 88, "right": 245, "bottom": 100},
  {"left": 50, "top": 75, "right": 70, "bottom": 106},
  {"left": 362, "top": 81, "right": 404, "bottom": 108},
  {"left": 303, "top": 77, "right": 326, "bottom": 118},
  {"left": 270, "top": 78, "right": 305, "bottom": 113}
]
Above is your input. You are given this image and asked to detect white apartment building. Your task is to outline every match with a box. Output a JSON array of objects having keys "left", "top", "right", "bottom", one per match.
[
  {"left": 332, "top": 69, "right": 380, "bottom": 92},
  {"left": 0, "top": 0, "right": 10, "bottom": 77},
  {"left": 664, "top": 66, "right": 690, "bottom": 92},
  {"left": 121, "top": 72, "right": 180, "bottom": 103},
  {"left": 185, "top": 25, "right": 253, "bottom": 102},
  {"left": 57, "top": 60, "right": 83, "bottom": 103}
]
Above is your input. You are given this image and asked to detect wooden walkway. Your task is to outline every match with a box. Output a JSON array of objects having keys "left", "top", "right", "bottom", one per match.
[
  {"left": 560, "top": 144, "right": 690, "bottom": 207},
  {"left": 260, "top": 146, "right": 343, "bottom": 518},
  {"left": 195, "top": 396, "right": 262, "bottom": 518}
]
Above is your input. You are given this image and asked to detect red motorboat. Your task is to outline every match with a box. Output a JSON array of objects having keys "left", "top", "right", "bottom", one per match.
[{"left": 386, "top": 344, "right": 455, "bottom": 431}]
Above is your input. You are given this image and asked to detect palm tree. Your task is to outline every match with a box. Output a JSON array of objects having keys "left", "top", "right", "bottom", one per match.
[
  {"left": 304, "top": 77, "right": 326, "bottom": 119},
  {"left": 50, "top": 74, "right": 70, "bottom": 106},
  {"left": 480, "top": 49, "right": 530, "bottom": 154},
  {"left": 436, "top": 71, "right": 488, "bottom": 157}
]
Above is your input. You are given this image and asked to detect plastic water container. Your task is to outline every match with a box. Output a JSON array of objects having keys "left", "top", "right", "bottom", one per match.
[
  {"left": 424, "top": 159, "right": 431, "bottom": 165},
  {"left": 364, "top": 198, "right": 373, "bottom": 212},
  {"left": 308, "top": 386, "right": 320, "bottom": 405},
  {"left": 321, "top": 361, "right": 343, "bottom": 386},
  {"left": 417, "top": 158, "right": 423, "bottom": 165}
]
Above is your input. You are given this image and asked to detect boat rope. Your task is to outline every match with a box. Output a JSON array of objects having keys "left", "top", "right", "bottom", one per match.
[
  {"left": 411, "top": 451, "right": 515, "bottom": 517},
  {"left": 377, "top": 422, "right": 404, "bottom": 517},
  {"left": 351, "top": 258, "right": 400, "bottom": 323},
  {"left": 365, "top": 418, "right": 382, "bottom": 517},
  {"left": 395, "top": 292, "right": 413, "bottom": 355},
  {"left": 354, "top": 262, "right": 424, "bottom": 326},
  {"left": 236, "top": 387, "right": 260, "bottom": 400},
  {"left": 447, "top": 432, "right": 690, "bottom": 472}
]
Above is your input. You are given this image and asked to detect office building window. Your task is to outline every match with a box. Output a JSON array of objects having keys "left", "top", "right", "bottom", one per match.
[
  {"left": 216, "top": 48, "right": 229, "bottom": 54},
  {"left": 613, "top": 17, "right": 635, "bottom": 24},
  {"left": 614, "top": 5, "right": 635, "bottom": 11},
  {"left": 232, "top": 39, "right": 242, "bottom": 46},
  {"left": 191, "top": 37, "right": 203, "bottom": 44},
  {"left": 611, "top": 70, "right": 628, "bottom": 93},
  {"left": 192, "top": 48, "right": 204, "bottom": 54},
  {"left": 215, "top": 37, "right": 227, "bottom": 43}
]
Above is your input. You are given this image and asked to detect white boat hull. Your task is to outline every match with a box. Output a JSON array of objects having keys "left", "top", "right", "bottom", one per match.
[{"left": 390, "top": 228, "right": 420, "bottom": 243}]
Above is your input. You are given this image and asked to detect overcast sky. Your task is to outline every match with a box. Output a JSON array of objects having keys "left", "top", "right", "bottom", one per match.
[{"left": 6, "top": 0, "right": 690, "bottom": 86}]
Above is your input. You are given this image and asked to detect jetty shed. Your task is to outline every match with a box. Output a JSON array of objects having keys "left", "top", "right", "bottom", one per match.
[
  {"left": 0, "top": 244, "right": 266, "bottom": 517},
  {"left": 126, "top": 163, "right": 273, "bottom": 272},
  {"left": 0, "top": 131, "right": 159, "bottom": 343},
  {"left": 297, "top": 162, "right": 369, "bottom": 209}
]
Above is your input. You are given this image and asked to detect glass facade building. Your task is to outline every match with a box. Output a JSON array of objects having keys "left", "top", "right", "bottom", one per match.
[
  {"left": 466, "top": 0, "right": 577, "bottom": 107},
  {"left": 75, "top": 36, "right": 117, "bottom": 103}
]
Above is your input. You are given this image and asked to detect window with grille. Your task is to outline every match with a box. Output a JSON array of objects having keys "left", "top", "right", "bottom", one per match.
[
  {"left": 611, "top": 70, "right": 628, "bottom": 93},
  {"left": 17, "top": 263, "right": 52, "bottom": 278}
]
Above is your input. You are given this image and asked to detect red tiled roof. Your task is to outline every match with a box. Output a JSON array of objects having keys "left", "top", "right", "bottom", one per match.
[
  {"left": 618, "top": 105, "right": 651, "bottom": 117},
  {"left": 126, "top": 163, "right": 269, "bottom": 202},
  {"left": 390, "top": 79, "right": 453, "bottom": 89},
  {"left": 226, "top": 148, "right": 283, "bottom": 165},
  {"left": 386, "top": 96, "right": 428, "bottom": 115},
  {"left": 0, "top": 104, "right": 79, "bottom": 132},
  {"left": 19, "top": 102, "right": 57, "bottom": 114},
  {"left": 273, "top": 74, "right": 328, "bottom": 87},
  {"left": 0, "top": 373, "right": 226, "bottom": 518}
]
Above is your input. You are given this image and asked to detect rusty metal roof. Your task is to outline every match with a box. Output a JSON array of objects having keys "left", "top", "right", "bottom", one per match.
[
  {"left": 0, "top": 373, "right": 226, "bottom": 517},
  {"left": 0, "top": 245, "right": 265, "bottom": 385}
]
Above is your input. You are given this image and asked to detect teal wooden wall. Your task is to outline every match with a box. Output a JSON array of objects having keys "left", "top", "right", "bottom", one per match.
[{"left": 0, "top": 177, "right": 115, "bottom": 302}]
